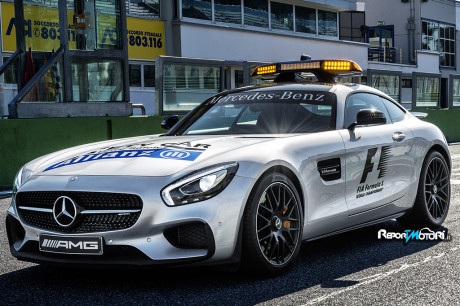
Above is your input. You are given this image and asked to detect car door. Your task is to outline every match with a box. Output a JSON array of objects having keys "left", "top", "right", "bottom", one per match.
[{"left": 339, "top": 92, "right": 416, "bottom": 218}]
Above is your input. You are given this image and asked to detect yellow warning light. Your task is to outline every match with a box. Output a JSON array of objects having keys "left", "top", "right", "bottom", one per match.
[
  {"left": 322, "top": 60, "right": 362, "bottom": 72},
  {"left": 281, "top": 61, "right": 321, "bottom": 71},
  {"left": 256, "top": 65, "right": 277, "bottom": 75},
  {"left": 323, "top": 61, "right": 351, "bottom": 71}
]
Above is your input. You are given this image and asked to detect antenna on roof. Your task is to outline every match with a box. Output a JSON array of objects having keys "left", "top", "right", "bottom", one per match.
[{"left": 300, "top": 54, "right": 312, "bottom": 61}]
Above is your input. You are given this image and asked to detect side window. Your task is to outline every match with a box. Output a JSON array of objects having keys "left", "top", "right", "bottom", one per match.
[
  {"left": 344, "top": 93, "right": 391, "bottom": 128},
  {"left": 381, "top": 97, "right": 406, "bottom": 122}
]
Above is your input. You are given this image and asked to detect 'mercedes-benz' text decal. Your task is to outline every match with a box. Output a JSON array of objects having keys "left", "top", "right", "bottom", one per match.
[
  {"left": 218, "top": 91, "right": 325, "bottom": 103},
  {"left": 44, "top": 149, "right": 202, "bottom": 171},
  {"left": 215, "top": 91, "right": 334, "bottom": 105}
]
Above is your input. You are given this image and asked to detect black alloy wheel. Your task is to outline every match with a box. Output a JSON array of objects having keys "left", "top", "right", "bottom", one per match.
[
  {"left": 424, "top": 156, "right": 450, "bottom": 222},
  {"left": 256, "top": 182, "right": 301, "bottom": 266},
  {"left": 243, "top": 173, "right": 303, "bottom": 275},
  {"left": 397, "top": 151, "right": 450, "bottom": 228}
]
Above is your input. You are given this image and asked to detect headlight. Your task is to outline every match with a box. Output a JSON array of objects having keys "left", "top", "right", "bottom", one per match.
[
  {"left": 12, "top": 167, "right": 24, "bottom": 199},
  {"left": 161, "top": 162, "right": 239, "bottom": 206}
]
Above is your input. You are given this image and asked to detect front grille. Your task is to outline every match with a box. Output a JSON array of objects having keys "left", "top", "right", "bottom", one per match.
[
  {"left": 16, "top": 191, "right": 143, "bottom": 233},
  {"left": 16, "top": 191, "right": 142, "bottom": 210},
  {"left": 164, "top": 223, "right": 209, "bottom": 249}
]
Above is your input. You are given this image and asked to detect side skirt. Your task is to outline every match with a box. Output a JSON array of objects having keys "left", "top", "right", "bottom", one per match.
[{"left": 304, "top": 212, "right": 406, "bottom": 242}]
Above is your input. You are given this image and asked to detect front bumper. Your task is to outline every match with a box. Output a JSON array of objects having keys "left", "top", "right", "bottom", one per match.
[{"left": 6, "top": 174, "right": 255, "bottom": 266}]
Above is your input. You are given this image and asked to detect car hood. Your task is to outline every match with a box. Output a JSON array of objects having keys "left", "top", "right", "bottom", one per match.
[{"left": 30, "top": 135, "right": 276, "bottom": 177}]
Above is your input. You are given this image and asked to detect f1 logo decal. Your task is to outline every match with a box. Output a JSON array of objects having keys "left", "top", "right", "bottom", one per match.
[{"left": 360, "top": 146, "right": 391, "bottom": 183}]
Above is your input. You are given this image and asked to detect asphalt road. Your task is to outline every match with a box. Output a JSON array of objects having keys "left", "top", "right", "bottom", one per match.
[{"left": 1, "top": 145, "right": 460, "bottom": 305}]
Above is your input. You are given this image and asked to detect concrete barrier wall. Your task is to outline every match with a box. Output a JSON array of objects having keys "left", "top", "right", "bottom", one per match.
[{"left": 1, "top": 111, "right": 459, "bottom": 189}]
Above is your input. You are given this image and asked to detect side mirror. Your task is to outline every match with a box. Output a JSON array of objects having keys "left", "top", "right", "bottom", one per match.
[
  {"left": 161, "top": 115, "right": 179, "bottom": 130},
  {"left": 348, "top": 109, "right": 386, "bottom": 130}
]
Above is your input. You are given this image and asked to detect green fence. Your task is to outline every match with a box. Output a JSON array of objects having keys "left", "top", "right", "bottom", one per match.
[
  {"left": 419, "top": 109, "right": 460, "bottom": 143},
  {"left": 1, "top": 110, "right": 459, "bottom": 189},
  {"left": 0, "top": 116, "right": 166, "bottom": 189}
]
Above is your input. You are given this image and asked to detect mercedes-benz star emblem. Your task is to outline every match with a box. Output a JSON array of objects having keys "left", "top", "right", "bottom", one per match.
[{"left": 53, "top": 196, "right": 78, "bottom": 228}]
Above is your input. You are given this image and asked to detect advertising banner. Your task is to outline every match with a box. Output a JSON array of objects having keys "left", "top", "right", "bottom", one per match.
[
  {"left": 1, "top": 3, "right": 165, "bottom": 60},
  {"left": 126, "top": 17, "right": 164, "bottom": 60}
]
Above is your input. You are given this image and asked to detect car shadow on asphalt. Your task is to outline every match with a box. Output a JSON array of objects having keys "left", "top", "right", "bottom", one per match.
[{"left": 0, "top": 221, "right": 446, "bottom": 305}]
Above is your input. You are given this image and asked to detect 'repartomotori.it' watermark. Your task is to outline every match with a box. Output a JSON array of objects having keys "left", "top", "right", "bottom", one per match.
[{"left": 378, "top": 228, "right": 452, "bottom": 244}]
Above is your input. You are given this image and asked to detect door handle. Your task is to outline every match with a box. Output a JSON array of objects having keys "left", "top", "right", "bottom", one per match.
[{"left": 393, "top": 132, "right": 405, "bottom": 142}]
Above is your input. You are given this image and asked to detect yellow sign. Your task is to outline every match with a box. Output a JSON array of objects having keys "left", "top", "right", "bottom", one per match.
[
  {"left": 1, "top": 2, "right": 77, "bottom": 51},
  {"left": 1, "top": 3, "right": 165, "bottom": 60},
  {"left": 127, "top": 17, "right": 165, "bottom": 60}
]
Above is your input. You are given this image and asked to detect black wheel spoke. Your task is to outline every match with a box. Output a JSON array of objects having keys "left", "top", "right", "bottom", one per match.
[
  {"left": 265, "top": 192, "right": 275, "bottom": 212},
  {"left": 437, "top": 195, "right": 448, "bottom": 206},
  {"left": 269, "top": 236, "right": 278, "bottom": 261},
  {"left": 438, "top": 189, "right": 448, "bottom": 199},
  {"left": 282, "top": 197, "right": 293, "bottom": 215},
  {"left": 285, "top": 230, "right": 295, "bottom": 245},
  {"left": 259, "top": 203, "right": 273, "bottom": 214},
  {"left": 257, "top": 212, "right": 270, "bottom": 222},
  {"left": 435, "top": 161, "right": 440, "bottom": 181},
  {"left": 260, "top": 232, "right": 272, "bottom": 242},
  {"left": 258, "top": 224, "right": 270, "bottom": 233},
  {"left": 270, "top": 188, "right": 279, "bottom": 209},
  {"left": 277, "top": 186, "right": 281, "bottom": 210},
  {"left": 427, "top": 165, "right": 435, "bottom": 181},
  {"left": 427, "top": 197, "right": 434, "bottom": 211}
]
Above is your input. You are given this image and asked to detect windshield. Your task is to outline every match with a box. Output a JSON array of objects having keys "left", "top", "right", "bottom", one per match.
[{"left": 170, "top": 89, "right": 337, "bottom": 135}]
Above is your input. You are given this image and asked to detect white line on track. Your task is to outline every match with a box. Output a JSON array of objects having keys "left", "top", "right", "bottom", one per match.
[
  {"left": 451, "top": 154, "right": 460, "bottom": 160},
  {"left": 451, "top": 180, "right": 460, "bottom": 185},
  {"left": 302, "top": 245, "right": 460, "bottom": 305}
]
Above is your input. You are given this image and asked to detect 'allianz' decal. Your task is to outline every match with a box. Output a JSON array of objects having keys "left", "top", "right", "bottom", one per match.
[{"left": 44, "top": 149, "right": 202, "bottom": 172}]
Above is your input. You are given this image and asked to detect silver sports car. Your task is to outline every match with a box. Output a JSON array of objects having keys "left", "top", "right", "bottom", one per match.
[{"left": 6, "top": 59, "right": 451, "bottom": 275}]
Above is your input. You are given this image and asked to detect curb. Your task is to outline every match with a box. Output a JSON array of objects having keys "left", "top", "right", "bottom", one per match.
[{"left": 0, "top": 190, "right": 12, "bottom": 199}]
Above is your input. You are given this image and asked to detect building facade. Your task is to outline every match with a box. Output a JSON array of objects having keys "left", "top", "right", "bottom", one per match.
[
  {"left": 364, "top": 0, "right": 460, "bottom": 109},
  {"left": 0, "top": 0, "right": 164, "bottom": 116},
  {"left": 1, "top": 0, "right": 459, "bottom": 116},
  {"left": 156, "top": 0, "right": 368, "bottom": 114}
]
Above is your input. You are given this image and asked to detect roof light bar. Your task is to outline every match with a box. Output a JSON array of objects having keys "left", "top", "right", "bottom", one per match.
[{"left": 250, "top": 60, "right": 362, "bottom": 77}]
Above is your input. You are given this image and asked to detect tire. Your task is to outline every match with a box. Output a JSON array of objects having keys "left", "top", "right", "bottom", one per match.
[
  {"left": 397, "top": 151, "right": 450, "bottom": 229},
  {"left": 242, "top": 172, "right": 303, "bottom": 276}
]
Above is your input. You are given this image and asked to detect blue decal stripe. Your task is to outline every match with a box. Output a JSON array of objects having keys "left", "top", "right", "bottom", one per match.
[{"left": 44, "top": 149, "right": 202, "bottom": 172}]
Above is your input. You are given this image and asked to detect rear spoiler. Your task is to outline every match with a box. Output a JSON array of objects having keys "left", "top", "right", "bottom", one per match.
[{"left": 410, "top": 112, "right": 428, "bottom": 119}]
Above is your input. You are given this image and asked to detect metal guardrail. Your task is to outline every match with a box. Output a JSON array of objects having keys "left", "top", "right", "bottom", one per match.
[
  {"left": 0, "top": 49, "right": 20, "bottom": 76},
  {"left": 132, "top": 104, "right": 146, "bottom": 115},
  {"left": 9, "top": 46, "right": 64, "bottom": 106},
  {"left": 368, "top": 47, "right": 402, "bottom": 64}
]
